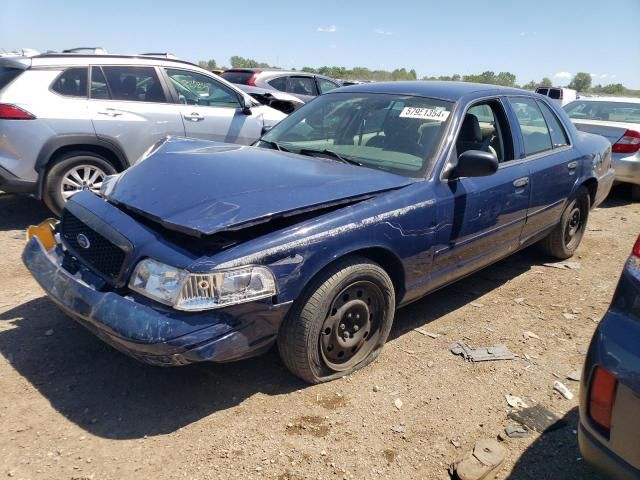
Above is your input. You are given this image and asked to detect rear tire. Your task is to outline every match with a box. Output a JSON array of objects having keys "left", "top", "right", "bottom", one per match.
[
  {"left": 42, "top": 151, "right": 117, "bottom": 216},
  {"left": 277, "top": 257, "right": 395, "bottom": 384},
  {"left": 539, "top": 186, "right": 590, "bottom": 259},
  {"left": 631, "top": 184, "right": 640, "bottom": 202}
]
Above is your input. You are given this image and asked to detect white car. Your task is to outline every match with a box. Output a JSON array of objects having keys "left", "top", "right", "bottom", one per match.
[
  {"left": 536, "top": 87, "right": 577, "bottom": 107},
  {"left": 564, "top": 97, "right": 640, "bottom": 200}
]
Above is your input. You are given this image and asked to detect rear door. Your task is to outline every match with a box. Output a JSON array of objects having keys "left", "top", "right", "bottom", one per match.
[
  {"left": 431, "top": 98, "right": 531, "bottom": 288},
  {"left": 163, "top": 68, "right": 262, "bottom": 145},
  {"left": 88, "top": 65, "right": 185, "bottom": 164},
  {"left": 506, "top": 96, "right": 576, "bottom": 243}
]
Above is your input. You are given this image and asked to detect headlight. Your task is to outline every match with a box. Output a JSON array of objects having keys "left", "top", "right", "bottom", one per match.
[
  {"left": 129, "top": 260, "right": 277, "bottom": 311},
  {"left": 129, "top": 258, "right": 188, "bottom": 306},
  {"left": 175, "top": 266, "right": 277, "bottom": 311}
]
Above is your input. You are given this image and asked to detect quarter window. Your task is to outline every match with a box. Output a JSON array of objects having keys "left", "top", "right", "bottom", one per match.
[
  {"left": 508, "top": 97, "right": 553, "bottom": 156},
  {"left": 537, "top": 101, "right": 569, "bottom": 148},
  {"left": 51, "top": 67, "right": 88, "bottom": 97},
  {"left": 317, "top": 78, "right": 339, "bottom": 94},
  {"left": 267, "top": 76, "right": 287, "bottom": 91},
  {"left": 166, "top": 69, "right": 240, "bottom": 107},
  {"left": 101, "top": 66, "right": 167, "bottom": 103}
]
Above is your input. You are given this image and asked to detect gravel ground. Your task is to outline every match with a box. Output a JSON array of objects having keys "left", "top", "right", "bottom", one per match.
[{"left": 0, "top": 187, "right": 638, "bottom": 480}]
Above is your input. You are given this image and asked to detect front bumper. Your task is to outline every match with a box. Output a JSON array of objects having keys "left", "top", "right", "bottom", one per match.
[
  {"left": 613, "top": 153, "right": 640, "bottom": 185},
  {"left": 23, "top": 237, "right": 292, "bottom": 366}
]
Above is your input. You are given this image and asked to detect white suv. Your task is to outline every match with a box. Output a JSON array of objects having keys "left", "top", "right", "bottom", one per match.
[{"left": 0, "top": 53, "right": 286, "bottom": 213}]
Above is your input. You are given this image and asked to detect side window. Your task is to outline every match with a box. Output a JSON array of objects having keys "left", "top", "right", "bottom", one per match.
[
  {"left": 90, "top": 67, "right": 110, "bottom": 99},
  {"left": 508, "top": 97, "right": 552, "bottom": 156},
  {"left": 51, "top": 67, "right": 88, "bottom": 97},
  {"left": 457, "top": 100, "right": 513, "bottom": 163},
  {"left": 101, "top": 66, "right": 167, "bottom": 103},
  {"left": 317, "top": 78, "right": 339, "bottom": 94},
  {"left": 548, "top": 89, "right": 561, "bottom": 100},
  {"left": 267, "top": 76, "right": 287, "bottom": 92},
  {"left": 537, "top": 101, "right": 569, "bottom": 148},
  {"left": 286, "top": 76, "right": 317, "bottom": 96},
  {"left": 165, "top": 69, "right": 240, "bottom": 107}
]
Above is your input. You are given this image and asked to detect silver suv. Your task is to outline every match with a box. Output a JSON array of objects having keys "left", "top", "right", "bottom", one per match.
[{"left": 0, "top": 53, "right": 286, "bottom": 214}]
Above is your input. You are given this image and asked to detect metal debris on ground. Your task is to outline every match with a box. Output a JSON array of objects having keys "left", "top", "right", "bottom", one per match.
[
  {"left": 450, "top": 341, "right": 515, "bottom": 362},
  {"left": 505, "top": 394, "right": 528, "bottom": 409},
  {"left": 508, "top": 405, "right": 566, "bottom": 433},
  {"left": 500, "top": 425, "right": 531, "bottom": 439},
  {"left": 566, "top": 370, "right": 581, "bottom": 382},
  {"left": 553, "top": 381, "right": 574, "bottom": 400},
  {"left": 542, "top": 261, "right": 581, "bottom": 270}
]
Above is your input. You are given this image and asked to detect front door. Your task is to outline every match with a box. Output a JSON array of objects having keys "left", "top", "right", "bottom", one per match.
[
  {"left": 88, "top": 65, "right": 185, "bottom": 164},
  {"left": 430, "top": 98, "right": 530, "bottom": 288},
  {"left": 163, "top": 68, "right": 262, "bottom": 145}
]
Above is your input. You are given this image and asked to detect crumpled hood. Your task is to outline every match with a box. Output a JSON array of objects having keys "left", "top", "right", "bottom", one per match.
[{"left": 104, "top": 138, "right": 413, "bottom": 236}]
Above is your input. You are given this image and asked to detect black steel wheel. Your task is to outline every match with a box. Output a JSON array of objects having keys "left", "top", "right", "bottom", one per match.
[
  {"left": 539, "top": 186, "right": 590, "bottom": 259},
  {"left": 278, "top": 257, "right": 395, "bottom": 384}
]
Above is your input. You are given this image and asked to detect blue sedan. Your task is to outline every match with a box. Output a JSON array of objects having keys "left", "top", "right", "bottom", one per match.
[
  {"left": 579, "top": 235, "right": 640, "bottom": 479},
  {"left": 23, "top": 81, "right": 615, "bottom": 383}
]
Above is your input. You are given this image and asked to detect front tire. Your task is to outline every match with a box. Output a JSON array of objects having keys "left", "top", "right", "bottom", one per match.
[
  {"left": 43, "top": 151, "right": 117, "bottom": 216},
  {"left": 539, "top": 186, "right": 590, "bottom": 259},
  {"left": 278, "top": 257, "right": 396, "bottom": 384}
]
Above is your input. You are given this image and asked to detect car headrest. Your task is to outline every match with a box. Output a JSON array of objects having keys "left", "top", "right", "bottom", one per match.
[{"left": 459, "top": 113, "right": 482, "bottom": 142}]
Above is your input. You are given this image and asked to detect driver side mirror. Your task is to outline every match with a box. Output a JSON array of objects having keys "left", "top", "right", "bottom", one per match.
[
  {"left": 449, "top": 150, "right": 498, "bottom": 179},
  {"left": 239, "top": 95, "right": 253, "bottom": 115}
]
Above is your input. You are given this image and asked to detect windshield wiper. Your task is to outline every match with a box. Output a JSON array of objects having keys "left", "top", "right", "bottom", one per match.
[
  {"left": 298, "top": 148, "right": 363, "bottom": 166},
  {"left": 260, "top": 140, "right": 289, "bottom": 152}
]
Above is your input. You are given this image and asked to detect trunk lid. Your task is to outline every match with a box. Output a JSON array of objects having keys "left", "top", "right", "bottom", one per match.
[{"left": 571, "top": 119, "right": 639, "bottom": 145}]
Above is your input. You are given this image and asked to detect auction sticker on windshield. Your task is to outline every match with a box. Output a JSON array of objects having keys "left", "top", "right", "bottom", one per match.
[{"left": 399, "top": 107, "right": 450, "bottom": 121}]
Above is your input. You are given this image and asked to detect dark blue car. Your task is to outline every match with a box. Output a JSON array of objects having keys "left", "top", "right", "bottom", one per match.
[
  {"left": 579, "top": 235, "right": 640, "bottom": 479},
  {"left": 23, "top": 82, "right": 615, "bottom": 383}
]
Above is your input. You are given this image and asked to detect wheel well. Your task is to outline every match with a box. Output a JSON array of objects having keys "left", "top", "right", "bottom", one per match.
[
  {"left": 47, "top": 144, "right": 126, "bottom": 172},
  {"left": 320, "top": 247, "right": 405, "bottom": 300},
  {"left": 582, "top": 178, "right": 597, "bottom": 207}
]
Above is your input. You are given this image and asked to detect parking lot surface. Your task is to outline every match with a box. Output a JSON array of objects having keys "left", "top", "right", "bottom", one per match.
[{"left": 0, "top": 188, "right": 638, "bottom": 480}]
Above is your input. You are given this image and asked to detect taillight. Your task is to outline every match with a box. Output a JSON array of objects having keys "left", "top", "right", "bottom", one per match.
[
  {"left": 559, "top": 90, "right": 564, "bottom": 100},
  {"left": 247, "top": 73, "right": 258, "bottom": 86},
  {"left": 0, "top": 103, "right": 35, "bottom": 120},
  {"left": 632, "top": 235, "right": 640, "bottom": 258},
  {"left": 589, "top": 367, "right": 618, "bottom": 432},
  {"left": 612, "top": 129, "right": 640, "bottom": 154}
]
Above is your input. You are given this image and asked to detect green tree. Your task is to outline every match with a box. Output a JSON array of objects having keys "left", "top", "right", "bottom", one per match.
[
  {"left": 568, "top": 72, "right": 592, "bottom": 92},
  {"left": 522, "top": 80, "right": 537, "bottom": 90},
  {"left": 198, "top": 59, "right": 217, "bottom": 71},
  {"left": 600, "top": 83, "right": 625, "bottom": 95},
  {"left": 229, "top": 56, "right": 271, "bottom": 68},
  {"left": 495, "top": 71, "right": 516, "bottom": 87},
  {"left": 540, "top": 77, "right": 552, "bottom": 87}
]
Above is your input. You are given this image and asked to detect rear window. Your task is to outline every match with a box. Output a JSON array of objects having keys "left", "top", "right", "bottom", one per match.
[
  {"left": 220, "top": 71, "right": 255, "bottom": 84},
  {"left": 564, "top": 101, "right": 640, "bottom": 123},
  {"left": 0, "top": 67, "right": 23, "bottom": 90},
  {"left": 548, "top": 89, "right": 561, "bottom": 100},
  {"left": 536, "top": 88, "right": 549, "bottom": 96}
]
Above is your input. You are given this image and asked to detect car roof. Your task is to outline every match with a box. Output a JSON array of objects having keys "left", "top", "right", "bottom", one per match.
[
  {"left": 0, "top": 53, "right": 202, "bottom": 70},
  {"left": 570, "top": 96, "right": 640, "bottom": 104},
  {"left": 331, "top": 81, "right": 529, "bottom": 102}
]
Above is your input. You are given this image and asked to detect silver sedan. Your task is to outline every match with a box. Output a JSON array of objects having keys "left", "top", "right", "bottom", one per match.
[{"left": 564, "top": 97, "right": 640, "bottom": 200}]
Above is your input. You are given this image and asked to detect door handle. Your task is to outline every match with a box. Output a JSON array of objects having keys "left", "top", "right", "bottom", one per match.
[
  {"left": 567, "top": 161, "right": 578, "bottom": 169},
  {"left": 513, "top": 177, "right": 529, "bottom": 188},
  {"left": 184, "top": 112, "right": 204, "bottom": 122},
  {"left": 97, "top": 109, "right": 123, "bottom": 117}
]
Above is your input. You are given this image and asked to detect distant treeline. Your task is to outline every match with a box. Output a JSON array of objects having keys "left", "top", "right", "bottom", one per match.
[{"left": 197, "top": 57, "right": 640, "bottom": 97}]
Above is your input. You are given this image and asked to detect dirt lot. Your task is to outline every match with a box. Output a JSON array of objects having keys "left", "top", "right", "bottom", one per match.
[{"left": 0, "top": 187, "right": 638, "bottom": 480}]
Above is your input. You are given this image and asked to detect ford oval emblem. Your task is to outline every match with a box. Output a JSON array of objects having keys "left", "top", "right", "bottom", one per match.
[{"left": 76, "top": 233, "right": 91, "bottom": 249}]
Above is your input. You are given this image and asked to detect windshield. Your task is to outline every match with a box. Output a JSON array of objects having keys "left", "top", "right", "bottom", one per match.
[
  {"left": 564, "top": 100, "right": 640, "bottom": 124},
  {"left": 259, "top": 92, "right": 453, "bottom": 177}
]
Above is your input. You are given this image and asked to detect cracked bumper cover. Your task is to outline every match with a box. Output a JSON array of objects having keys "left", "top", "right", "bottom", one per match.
[{"left": 22, "top": 237, "right": 292, "bottom": 366}]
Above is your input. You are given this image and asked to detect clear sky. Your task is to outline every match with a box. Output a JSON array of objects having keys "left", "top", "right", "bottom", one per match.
[{"left": 2, "top": 0, "right": 639, "bottom": 88}]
